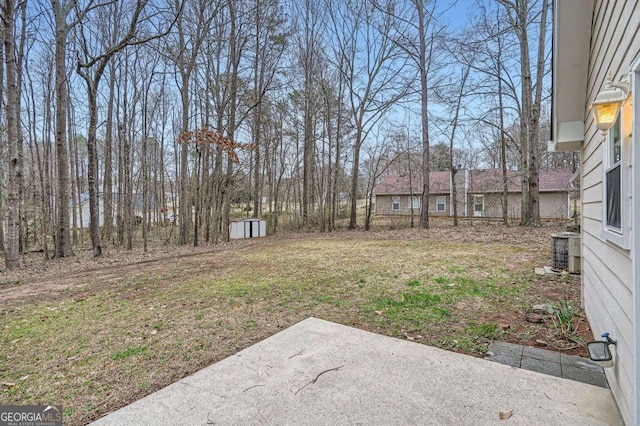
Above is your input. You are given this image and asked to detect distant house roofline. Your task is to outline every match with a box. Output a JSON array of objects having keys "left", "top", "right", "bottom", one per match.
[{"left": 374, "top": 168, "right": 574, "bottom": 196}]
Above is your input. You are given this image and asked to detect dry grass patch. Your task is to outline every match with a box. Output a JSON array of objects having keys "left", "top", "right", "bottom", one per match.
[{"left": 0, "top": 221, "right": 585, "bottom": 425}]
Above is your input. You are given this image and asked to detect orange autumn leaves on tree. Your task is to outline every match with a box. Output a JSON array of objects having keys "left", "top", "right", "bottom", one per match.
[{"left": 178, "top": 127, "right": 254, "bottom": 164}]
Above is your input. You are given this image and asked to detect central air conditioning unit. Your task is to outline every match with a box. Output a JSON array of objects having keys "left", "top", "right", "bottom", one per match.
[{"left": 551, "top": 232, "right": 581, "bottom": 273}]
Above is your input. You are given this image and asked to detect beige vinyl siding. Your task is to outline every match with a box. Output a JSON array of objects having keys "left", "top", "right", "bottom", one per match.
[
  {"left": 539, "top": 193, "right": 569, "bottom": 219},
  {"left": 375, "top": 195, "right": 400, "bottom": 215},
  {"left": 471, "top": 193, "right": 517, "bottom": 218},
  {"left": 375, "top": 194, "right": 452, "bottom": 216},
  {"left": 375, "top": 194, "right": 423, "bottom": 216},
  {"left": 467, "top": 192, "right": 568, "bottom": 219},
  {"left": 428, "top": 194, "right": 450, "bottom": 216},
  {"left": 582, "top": 1, "right": 639, "bottom": 424}
]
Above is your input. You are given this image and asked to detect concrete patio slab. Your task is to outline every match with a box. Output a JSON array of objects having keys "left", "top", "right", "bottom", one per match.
[{"left": 92, "top": 318, "right": 623, "bottom": 426}]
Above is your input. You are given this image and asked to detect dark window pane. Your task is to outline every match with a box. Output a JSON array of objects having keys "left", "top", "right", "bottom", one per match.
[
  {"left": 606, "top": 165, "right": 621, "bottom": 229},
  {"left": 611, "top": 118, "right": 621, "bottom": 164}
]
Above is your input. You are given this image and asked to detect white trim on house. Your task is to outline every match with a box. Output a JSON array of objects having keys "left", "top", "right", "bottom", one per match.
[
  {"left": 601, "top": 93, "right": 632, "bottom": 249},
  {"left": 392, "top": 196, "right": 400, "bottom": 211},
  {"left": 552, "top": 2, "right": 640, "bottom": 423},
  {"left": 473, "top": 195, "right": 484, "bottom": 217},
  {"left": 632, "top": 57, "right": 640, "bottom": 426},
  {"left": 408, "top": 195, "right": 420, "bottom": 210}
]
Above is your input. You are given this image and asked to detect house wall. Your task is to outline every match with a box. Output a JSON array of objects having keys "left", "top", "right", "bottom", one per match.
[
  {"left": 540, "top": 192, "right": 570, "bottom": 219},
  {"left": 376, "top": 192, "right": 567, "bottom": 220},
  {"left": 468, "top": 192, "right": 568, "bottom": 220},
  {"left": 429, "top": 194, "right": 452, "bottom": 217},
  {"left": 470, "top": 193, "right": 519, "bottom": 219},
  {"left": 375, "top": 194, "right": 451, "bottom": 216},
  {"left": 581, "top": 2, "right": 640, "bottom": 424},
  {"left": 72, "top": 196, "right": 149, "bottom": 229}
]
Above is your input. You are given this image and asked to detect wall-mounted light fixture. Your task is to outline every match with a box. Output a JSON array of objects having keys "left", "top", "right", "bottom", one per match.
[{"left": 589, "top": 72, "right": 630, "bottom": 135}]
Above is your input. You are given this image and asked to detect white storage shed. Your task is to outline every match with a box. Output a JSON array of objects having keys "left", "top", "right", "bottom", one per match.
[{"left": 229, "top": 219, "right": 267, "bottom": 240}]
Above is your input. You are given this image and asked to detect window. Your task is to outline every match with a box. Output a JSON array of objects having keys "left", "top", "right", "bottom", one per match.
[
  {"left": 436, "top": 196, "right": 446, "bottom": 212},
  {"left": 408, "top": 196, "right": 420, "bottom": 209},
  {"left": 601, "top": 91, "right": 632, "bottom": 249},
  {"left": 392, "top": 196, "right": 400, "bottom": 211},
  {"left": 473, "top": 195, "right": 484, "bottom": 217},
  {"left": 605, "top": 116, "right": 621, "bottom": 230}
]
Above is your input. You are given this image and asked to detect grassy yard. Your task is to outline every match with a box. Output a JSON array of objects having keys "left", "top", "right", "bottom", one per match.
[{"left": 0, "top": 222, "right": 585, "bottom": 425}]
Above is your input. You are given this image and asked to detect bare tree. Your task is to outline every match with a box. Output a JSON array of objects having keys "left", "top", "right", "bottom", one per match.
[
  {"left": 447, "top": 64, "right": 470, "bottom": 227},
  {"left": 372, "top": 0, "right": 446, "bottom": 229},
  {"left": 326, "top": 0, "right": 407, "bottom": 230},
  {"left": 165, "top": 0, "right": 214, "bottom": 244},
  {"left": 460, "top": 3, "right": 527, "bottom": 225},
  {"left": 363, "top": 133, "right": 397, "bottom": 230},
  {"left": 76, "top": 0, "right": 173, "bottom": 256},
  {"left": 291, "top": 0, "right": 323, "bottom": 229},
  {"left": 51, "top": 0, "right": 78, "bottom": 257},
  {"left": 249, "top": 0, "right": 286, "bottom": 218},
  {"left": 2, "top": 0, "right": 20, "bottom": 268},
  {"left": 497, "top": 0, "right": 549, "bottom": 226}
]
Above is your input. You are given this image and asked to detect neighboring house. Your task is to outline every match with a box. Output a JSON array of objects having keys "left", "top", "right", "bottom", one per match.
[
  {"left": 72, "top": 193, "right": 157, "bottom": 228},
  {"left": 469, "top": 168, "right": 573, "bottom": 219},
  {"left": 374, "top": 168, "right": 573, "bottom": 220},
  {"left": 374, "top": 170, "right": 460, "bottom": 217},
  {"left": 549, "top": 1, "right": 639, "bottom": 424},
  {"left": 73, "top": 193, "right": 106, "bottom": 228}
]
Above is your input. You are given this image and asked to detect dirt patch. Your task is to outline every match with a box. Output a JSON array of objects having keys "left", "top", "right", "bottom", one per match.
[{"left": 0, "top": 221, "right": 590, "bottom": 425}]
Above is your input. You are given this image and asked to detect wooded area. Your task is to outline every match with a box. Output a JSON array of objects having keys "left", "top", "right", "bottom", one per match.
[{"left": 0, "top": 0, "right": 576, "bottom": 269}]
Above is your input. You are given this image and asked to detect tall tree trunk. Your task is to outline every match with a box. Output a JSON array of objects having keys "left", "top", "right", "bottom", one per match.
[
  {"left": 499, "top": 0, "right": 546, "bottom": 226},
  {"left": 498, "top": 44, "right": 510, "bottom": 227},
  {"left": 103, "top": 64, "right": 116, "bottom": 243},
  {"left": 52, "top": 0, "right": 73, "bottom": 257},
  {"left": 303, "top": 78, "right": 313, "bottom": 229},
  {"left": 417, "top": 0, "right": 430, "bottom": 229},
  {"left": 348, "top": 126, "right": 363, "bottom": 229},
  {"left": 179, "top": 69, "right": 190, "bottom": 244},
  {"left": 526, "top": 0, "right": 549, "bottom": 226},
  {"left": 84, "top": 81, "right": 102, "bottom": 256},
  {"left": 142, "top": 95, "right": 149, "bottom": 252},
  {"left": 517, "top": 9, "right": 530, "bottom": 226},
  {"left": 3, "top": 0, "right": 21, "bottom": 269},
  {"left": 222, "top": 0, "right": 240, "bottom": 242},
  {"left": 331, "top": 71, "right": 343, "bottom": 232},
  {"left": 408, "top": 139, "right": 415, "bottom": 228},
  {"left": 69, "top": 101, "right": 79, "bottom": 244},
  {"left": 0, "top": 38, "right": 4, "bottom": 253},
  {"left": 252, "top": 0, "right": 262, "bottom": 218},
  {"left": 27, "top": 55, "right": 51, "bottom": 258},
  {"left": 15, "top": 0, "right": 26, "bottom": 253}
]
